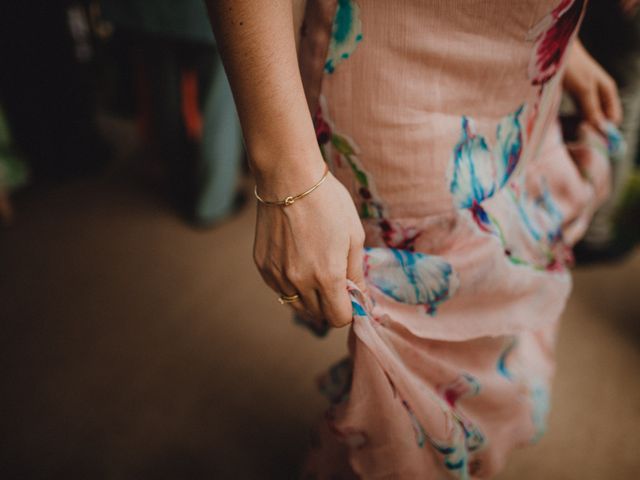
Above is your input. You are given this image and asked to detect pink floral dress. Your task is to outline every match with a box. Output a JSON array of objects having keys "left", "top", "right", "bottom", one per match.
[{"left": 296, "top": 1, "right": 616, "bottom": 478}]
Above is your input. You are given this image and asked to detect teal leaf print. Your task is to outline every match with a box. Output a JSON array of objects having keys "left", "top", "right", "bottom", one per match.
[
  {"left": 401, "top": 399, "right": 471, "bottom": 479},
  {"left": 529, "top": 380, "right": 550, "bottom": 443},
  {"left": 324, "top": 0, "right": 363, "bottom": 74},
  {"left": 497, "top": 337, "right": 518, "bottom": 380},
  {"left": 365, "top": 247, "right": 459, "bottom": 315},
  {"left": 448, "top": 105, "right": 525, "bottom": 210},
  {"left": 440, "top": 374, "right": 486, "bottom": 454},
  {"left": 604, "top": 121, "right": 625, "bottom": 156},
  {"left": 495, "top": 105, "right": 525, "bottom": 187}
]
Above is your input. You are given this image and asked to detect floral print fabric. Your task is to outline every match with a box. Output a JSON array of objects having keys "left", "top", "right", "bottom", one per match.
[{"left": 297, "top": 1, "right": 610, "bottom": 478}]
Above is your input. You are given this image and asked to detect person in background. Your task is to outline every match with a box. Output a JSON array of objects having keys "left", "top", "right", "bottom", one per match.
[
  {"left": 574, "top": 0, "right": 640, "bottom": 261},
  {"left": 101, "top": 0, "right": 244, "bottom": 226}
]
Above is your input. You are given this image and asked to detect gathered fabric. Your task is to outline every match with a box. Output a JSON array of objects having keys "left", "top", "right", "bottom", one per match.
[{"left": 296, "top": 1, "right": 616, "bottom": 478}]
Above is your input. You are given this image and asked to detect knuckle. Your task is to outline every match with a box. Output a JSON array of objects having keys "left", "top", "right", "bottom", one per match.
[
  {"left": 317, "top": 269, "right": 343, "bottom": 287},
  {"left": 285, "top": 266, "right": 308, "bottom": 285},
  {"left": 266, "top": 258, "right": 284, "bottom": 275}
]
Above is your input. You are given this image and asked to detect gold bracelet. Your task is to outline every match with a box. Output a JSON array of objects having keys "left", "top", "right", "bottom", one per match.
[{"left": 254, "top": 164, "right": 330, "bottom": 207}]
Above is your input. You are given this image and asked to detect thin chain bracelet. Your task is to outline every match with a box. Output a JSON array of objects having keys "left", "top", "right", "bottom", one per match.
[{"left": 254, "top": 164, "right": 330, "bottom": 207}]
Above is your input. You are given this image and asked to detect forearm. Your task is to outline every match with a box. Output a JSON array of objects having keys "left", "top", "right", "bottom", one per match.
[{"left": 206, "top": 0, "right": 324, "bottom": 196}]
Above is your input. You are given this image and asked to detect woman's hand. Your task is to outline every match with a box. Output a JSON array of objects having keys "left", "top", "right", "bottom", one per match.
[
  {"left": 253, "top": 168, "right": 366, "bottom": 328},
  {"left": 206, "top": 0, "right": 366, "bottom": 326},
  {"left": 563, "top": 40, "right": 622, "bottom": 131}
]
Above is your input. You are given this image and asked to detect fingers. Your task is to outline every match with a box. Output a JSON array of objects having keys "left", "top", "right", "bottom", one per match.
[
  {"left": 259, "top": 262, "right": 322, "bottom": 322},
  {"left": 347, "top": 231, "right": 367, "bottom": 294},
  {"left": 280, "top": 261, "right": 325, "bottom": 319},
  {"left": 564, "top": 42, "right": 623, "bottom": 131},
  {"left": 286, "top": 231, "right": 366, "bottom": 328},
  {"left": 598, "top": 77, "right": 623, "bottom": 125},
  {"left": 317, "top": 274, "right": 353, "bottom": 328},
  {"left": 252, "top": 179, "right": 366, "bottom": 329},
  {"left": 292, "top": 283, "right": 324, "bottom": 320},
  {"left": 577, "top": 84, "right": 607, "bottom": 131},
  {"left": 578, "top": 76, "right": 622, "bottom": 133},
  {"left": 263, "top": 265, "right": 323, "bottom": 320},
  {"left": 283, "top": 268, "right": 350, "bottom": 328},
  {"left": 315, "top": 228, "right": 368, "bottom": 328}
]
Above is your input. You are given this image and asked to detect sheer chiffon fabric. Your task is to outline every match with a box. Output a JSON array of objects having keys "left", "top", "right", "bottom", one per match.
[{"left": 296, "top": 1, "right": 612, "bottom": 478}]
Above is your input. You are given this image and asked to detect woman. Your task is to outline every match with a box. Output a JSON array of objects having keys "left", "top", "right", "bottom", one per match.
[{"left": 207, "top": 1, "right": 620, "bottom": 478}]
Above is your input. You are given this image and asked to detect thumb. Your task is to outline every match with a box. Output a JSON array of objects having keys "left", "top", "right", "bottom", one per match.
[{"left": 347, "top": 238, "right": 367, "bottom": 295}]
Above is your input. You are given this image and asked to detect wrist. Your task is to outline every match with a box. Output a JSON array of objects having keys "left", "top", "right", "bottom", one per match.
[
  {"left": 249, "top": 140, "right": 327, "bottom": 201},
  {"left": 254, "top": 163, "right": 329, "bottom": 206}
]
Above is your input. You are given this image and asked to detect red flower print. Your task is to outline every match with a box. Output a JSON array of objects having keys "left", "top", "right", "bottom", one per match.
[
  {"left": 314, "top": 106, "right": 332, "bottom": 145},
  {"left": 379, "top": 219, "right": 420, "bottom": 251},
  {"left": 528, "top": 0, "right": 585, "bottom": 86}
]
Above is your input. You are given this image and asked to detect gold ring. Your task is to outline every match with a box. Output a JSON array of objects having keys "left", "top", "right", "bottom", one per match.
[{"left": 278, "top": 293, "right": 300, "bottom": 305}]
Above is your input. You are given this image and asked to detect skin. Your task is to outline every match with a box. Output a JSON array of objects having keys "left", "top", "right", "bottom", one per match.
[
  {"left": 205, "top": 3, "right": 620, "bottom": 328},
  {"left": 206, "top": 1, "right": 365, "bottom": 328},
  {"left": 563, "top": 40, "right": 623, "bottom": 130}
]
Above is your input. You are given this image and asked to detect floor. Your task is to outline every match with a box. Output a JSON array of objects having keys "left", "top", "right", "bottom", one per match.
[{"left": 1, "top": 175, "right": 639, "bottom": 479}]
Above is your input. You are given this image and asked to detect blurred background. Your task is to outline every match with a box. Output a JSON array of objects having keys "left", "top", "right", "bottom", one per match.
[{"left": 0, "top": 1, "right": 639, "bottom": 479}]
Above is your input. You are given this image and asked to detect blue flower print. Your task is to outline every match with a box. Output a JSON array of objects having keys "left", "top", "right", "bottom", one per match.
[
  {"left": 449, "top": 105, "right": 525, "bottom": 210},
  {"left": 364, "top": 247, "right": 459, "bottom": 315}
]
